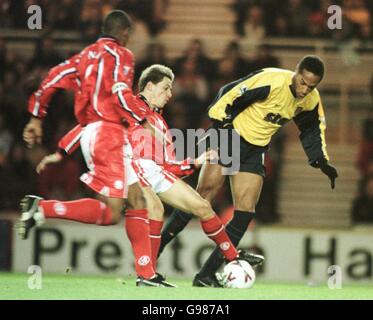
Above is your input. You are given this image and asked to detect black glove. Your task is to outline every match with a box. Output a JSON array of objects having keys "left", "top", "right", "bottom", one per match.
[
  {"left": 320, "top": 162, "right": 338, "bottom": 189},
  {"left": 222, "top": 104, "right": 233, "bottom": 128}
]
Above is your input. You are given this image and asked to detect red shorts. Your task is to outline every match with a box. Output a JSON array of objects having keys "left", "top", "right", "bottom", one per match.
[{"left": 80, "top": 121, "right": 149, "bottom": 198}]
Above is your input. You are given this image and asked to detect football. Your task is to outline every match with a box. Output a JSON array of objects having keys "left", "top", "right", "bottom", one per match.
[{"left": 218, "top": 260, "right": 256, "bottom": 289}]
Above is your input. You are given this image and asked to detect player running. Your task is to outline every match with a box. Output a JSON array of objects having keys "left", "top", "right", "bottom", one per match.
[
  {"left": 19, "top": 10, "right": 171, "bottom": 287},
  {"left": 19, "top": 58, "right": 262, "bottom": 286},
  {"left": 29, "top": 64, "right": 263, "bottom": 274},
  {"left": 158, "top": 55, "right": 339, "bottom": 287}
]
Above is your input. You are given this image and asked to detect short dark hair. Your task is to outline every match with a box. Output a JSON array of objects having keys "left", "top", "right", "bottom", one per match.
[
  {"left": 138, "top": 64, "right": 174, "bottom": 92},
  {"left": 102, "top": 10, "right": 131, "bottom": 36},
  {"left": 297, "top": 55, "right": 325, "bottom": 80}
]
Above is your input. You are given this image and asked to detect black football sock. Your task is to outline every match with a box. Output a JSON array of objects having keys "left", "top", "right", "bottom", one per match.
[
  {"left": 197, "top": 210, "right": 254, "bottom": 278},
  {"left": 158, "top": 209, "right": 193, "bottom": 257}
]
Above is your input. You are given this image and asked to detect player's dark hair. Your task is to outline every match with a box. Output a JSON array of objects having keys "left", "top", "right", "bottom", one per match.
[
  {"left": 102, "top": 10, "right": 132, "bottom": 36},
  {"left": 297, "top": 55, "right": 325, "bottom": 80},
  {"left": 138, "top": 64, "right": 174, "bottom": 92}
]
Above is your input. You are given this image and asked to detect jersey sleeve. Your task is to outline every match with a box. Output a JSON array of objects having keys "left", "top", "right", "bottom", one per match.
[
  {"left": 210, "top": 70, "right": 281, "bottom": 122},
  {"left": 102, "top": 46, "right": 148, "bottom": 124},
  {"left": 293, "top": 100, "right": 330, "bottom": 168},
  {"left": 28, "top": 56, "right": 79, "bottom": 119},
  {"left": 58, "top": 124, "right": 83, "bottom": 156},
  {"left": 229, "top": 86, "right": 271, "bottom": 120}
]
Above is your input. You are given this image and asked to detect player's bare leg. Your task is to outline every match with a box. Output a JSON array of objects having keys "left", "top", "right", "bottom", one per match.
[
  {"left": 159, "top": 180, "right": 214, "bottom": 220},
  {"left": 196, "top": 162, "right": 226, "bottom": 202},
  {"left": 230, "top": 172, "right": 263, "bottom": 212},
  {"left": 141, "top": 186, "right": 164, "bottom": 221},
  {"left": 193, "top": 171, "right": 265, "bottom": 287},
  {"left": 159, "top": 179, "right": 239, "bottom": 261},
  {"left": 159, "top": 162, "right": 226, "bottom": 255}
]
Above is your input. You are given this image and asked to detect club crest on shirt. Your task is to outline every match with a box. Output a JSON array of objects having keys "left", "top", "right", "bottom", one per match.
[
  {"left": 239, "top": 85, "right": 249, "bottom": 95},
  {"left": 123, "top": 66, "right": 131, "bottom": 75},
  {"left": 88, "top": 51, "right": 101, "bottom": 59}
]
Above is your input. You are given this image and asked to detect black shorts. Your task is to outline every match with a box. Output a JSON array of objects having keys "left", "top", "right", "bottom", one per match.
[{"left": 200, "top": 120, "right": 267, "bottom": 177}]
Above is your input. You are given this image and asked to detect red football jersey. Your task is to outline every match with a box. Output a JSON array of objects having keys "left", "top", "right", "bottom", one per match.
[
  {"left": 75, "top": 37, "right": 148, "bottom": 126},
  {"left": 58, "top": 96, "right": 195, "bottom": 178},
  {"left": 28, "top": 54, "right": 80, "bottom": 119},
  {"left": 28, "top": 36, "right": 147, "bottom": 127}
]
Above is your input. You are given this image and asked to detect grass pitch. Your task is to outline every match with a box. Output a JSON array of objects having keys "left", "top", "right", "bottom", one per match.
[{"left": 1, "top": 272, "right": 373, "bottom": 300}]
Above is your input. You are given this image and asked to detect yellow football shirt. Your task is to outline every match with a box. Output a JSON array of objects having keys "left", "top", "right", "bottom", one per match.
[{"left": 208, "top": 68, "right": 329, "bottom": 166}]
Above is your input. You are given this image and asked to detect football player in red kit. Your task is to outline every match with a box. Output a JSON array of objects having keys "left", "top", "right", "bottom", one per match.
[
  {"left": 20, "top": 10, "right": 170, "bottom": 287},
  {"left": 30, "top": 64, "right": 263, "bottom": 281},
  {"left": 19, "top": 12, "right": 259, "bottom": 287}
]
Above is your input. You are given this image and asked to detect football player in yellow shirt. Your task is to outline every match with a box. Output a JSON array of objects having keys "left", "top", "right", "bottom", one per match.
[{"left": 159, "top": 55, "right": 338, "bottom": 287}]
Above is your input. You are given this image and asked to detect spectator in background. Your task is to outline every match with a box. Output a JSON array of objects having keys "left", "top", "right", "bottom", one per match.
[
  {"left": 172, "top": 58, "right": 209, "bottom": 130},
  {"left": 135, "top": 42, "right": 168, "bottom": 85},
  {"left": 174, "top": 39, "right": 216, "bottom": 81},
  {"left": 79, "top": 0, "right": 103, "bottom": 42},
  {"left": 307, "top": 10, "right": 327, "bottom": 38},
  {"left": 0, "top": 143, "right": 36, "bottom": 210},
  {"left": 163, "top": 98, "right": 190, "bottom": 131},
  {"left": 247, "top": 44, "right": 280, "bottom": 73},
  {"left": 29, "top": 37, "right": 64, "bottom": 70},
  {"left": 356, "top": 74, "right": 373, "bottom": 176},
  {"left": 125, "top": 13, "right": 150, "bottom": 65},
  {"left": 173, "top": 59, "right": 209, "bottom": 104},
  {"left": 1, "top": 70, "right": 28, "bottom": 137},
  {"left": 356, "top": 113, "right": 373, "bottom": 176},
  {"left": 213, "top": 58, "right": 238, "bottom": 92},
  {"left": 0, "top": 0, "right": 14, "bottom": 28},
  {"left": 243, "top": 4, "right": 266, "bottom": 45},
  {"left": 0, "top": 113, "right": 13, "bottom": 168},
  {"left": 332, "top": 0, "right": 372, "bottom": 41},
  {"left": 49, "top": 0, "right": 82, "bottom": 30},
  {"left": 351, "top": 174, "right": 373, "bottom": 224},
  {"left": 269, "top": 15, "right": 289, "bottom": 37},
  {"left": 221, "top": 41, "right": 249, "bottom": 78},
  {"left": 0, "top": 38, "right": 7, "bottom": 81},
  {"left": 131, "top": 0, "right": 168, "bottom": 36},
  {"left": 231, "top": 0, "right": 251, "bottom": 37},
  {"left": 286, "top": 0, "right": 311, "bottom": 37}
]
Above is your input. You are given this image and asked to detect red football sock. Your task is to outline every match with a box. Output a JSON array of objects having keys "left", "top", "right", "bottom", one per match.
[
  {"left": 201, "top": 215, "right": 238, "bottom": 261},
  {"left": 39, "top": 199, "right": 114, "bottom": 225},
  {"left": 125, "top": 209, "right": 155, "bottom": 279},
  {"left": 149, "top": 219, "right": 163, "bottom": 268}
]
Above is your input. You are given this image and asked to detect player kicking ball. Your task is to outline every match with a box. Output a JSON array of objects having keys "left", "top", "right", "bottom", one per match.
[
  {"left": 17, "top": 64, "right": 263, "bottom": 287},
  {"left": 158, "top": 55, "right": 338, "bottom": 287}
]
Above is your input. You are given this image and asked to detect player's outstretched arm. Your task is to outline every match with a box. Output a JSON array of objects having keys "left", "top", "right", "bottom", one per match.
[
  {"left": 36, "top": 124, "right": 83, "bottom": 174},
  {"left": 319, "top": 160, "right": 338, "bottom": 190},
  {"left": 293, "top": 103, "right": 338, "bottom": 189},
  {"left": 23, "top": 117, "right": 43, "bottom": 148},
  {"left": 25, "top": 56, "right": 80, "bottom": 148},
  {"left": 36, "top": 152, "right": 63, "bottom": 174}
]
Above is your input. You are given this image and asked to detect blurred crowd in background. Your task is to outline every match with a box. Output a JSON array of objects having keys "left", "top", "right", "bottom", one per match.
[
  {"left": 0, "top": 0, "right": 372, "bottom": 224},
  {"left": 353, "top": 78, "right": 373, "bottom": 224},
  {"left": 0, "top": 32, "right": 283, "bottom": 223},
  {"left": 1, "top": 0, "right": 372, "bottom": 40}
]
